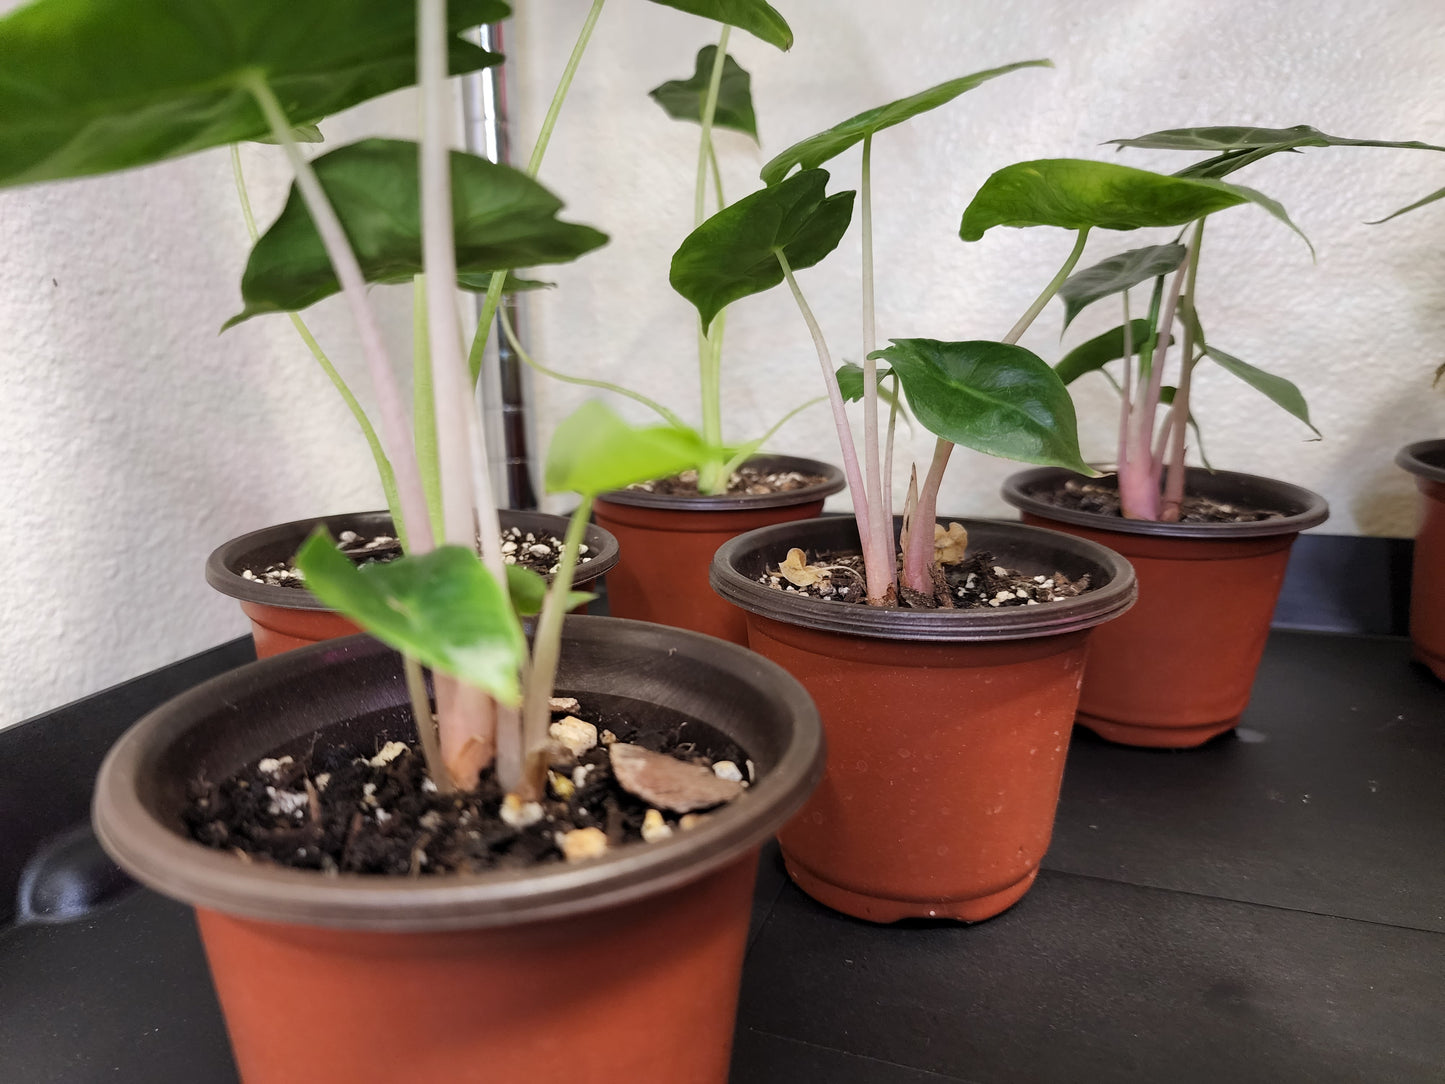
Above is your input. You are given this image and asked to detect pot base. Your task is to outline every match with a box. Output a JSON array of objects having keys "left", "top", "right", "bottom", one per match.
[
  {"left": 1411, "top": 645, "right": 1445, "bottom": 683},
  {"left": 1076, "top": 711, "right": 1238, "bottom": 750},
  {"left": 781, "top": 851, "right": 1038, "bottom": 923}
]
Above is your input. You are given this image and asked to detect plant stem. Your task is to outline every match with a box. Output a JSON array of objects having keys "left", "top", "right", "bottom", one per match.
[
  {"left": 411, "top": 275, "right": 445, "bottom": 541},
  {"left": 883, "top": 374, "right": 900, "bottom": 534},
  {"left": 858, "top": 132, "right": 894, "bottom": 599},
  {"left": 1121, "top": 250, "right": 1188, "bottom": 520},
  {"left": 467, "top": 0, "right": 608, "bottom": 383},
  {"left": 1116, "top": 290, "right": 1135, "bottom": 476},
  {"left": 720, "top": 395, "right": 828, "bottom": 476},
  {"left": 404, "top": 657, "right": 452, "bottom": 795},
  {"left": 694, "top": 27, "right": 730, "bottom": 227},
  {"left": 1160, "top": 219, "right": 1206, "bottom": 522},
  {"left": 1004, "top": 227, "right": 1091, "bottom": 346},
  {"left": 243, "top": 74, "right": 433, "bottom": 554},
  {"left": 694, "top": 29, "right": 731, "bottom": 493}
]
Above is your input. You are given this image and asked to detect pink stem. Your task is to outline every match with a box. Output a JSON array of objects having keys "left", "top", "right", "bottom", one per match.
[
  {"left": 1120, "top": 255, "right": 1187, "bottom": 520},
  {"left": 901, "top": 438, "right": 952, "bottom": 595}
]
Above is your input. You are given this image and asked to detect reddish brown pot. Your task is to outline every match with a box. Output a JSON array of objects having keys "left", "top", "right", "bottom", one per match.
[
  {"left": 93, "top": 619, "right": 824, "bottom": 1083},
  {"left": 1398, "top": 440, "right": 1445, "bottom": 682},
  {"left": 207, "top": 510, "right": 619, "bottom": 659},
  {"left": 711, "top": 516, "right": 1136, "bottom": 923},
  {"left": 1002, "top": 467, "right": 1329, "bottom": 748},
  {"left": 593, "top": 455, "right": 844, "bottom": 644}
]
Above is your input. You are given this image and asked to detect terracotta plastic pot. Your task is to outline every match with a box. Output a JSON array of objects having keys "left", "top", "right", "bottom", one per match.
[
  {"left": 206, "top": 510, "right": 619, "bottom": 658},
  {"left": 710, "top": 516, "right": 1135, "bottom": 923},
  {"left": 1002, "top": 467, "right": 1329, "bottom": 748},
  {"left": 593, "top": 455, "right": 844, "bottom": 645},
  {"left": 1397, "top": 440, "right": 1445, "bottom": 682},
  {"left": 93, "top": 618, "right": 824, "bottom": 1084}
]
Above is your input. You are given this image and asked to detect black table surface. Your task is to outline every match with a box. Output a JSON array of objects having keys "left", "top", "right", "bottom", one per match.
[{"left": 3, "top": 629, "right": 1442, "bottom": 1083}]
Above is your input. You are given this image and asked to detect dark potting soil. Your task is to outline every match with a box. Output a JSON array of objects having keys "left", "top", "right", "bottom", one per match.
[
  {"left": 241, "top": 525, "right": 596, "bottom": 589},
  {"left": 628, "top": 464, "right": 828, "bottom": 498},
  {"left": 1043, "top": 477, "right": 1285, "bottom": 523},
  {"left": 183, "top": 694, "right": 752, "bottom": 876}
]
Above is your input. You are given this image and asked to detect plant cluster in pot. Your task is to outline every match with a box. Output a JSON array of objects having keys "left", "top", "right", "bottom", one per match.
[
  {"left": 666, "top": 64, "right": 1143, "bottom": 923},
  {"left": 973, "top": 127, "right": 1445, "bottom": 746},
  {"left": 4, "top": 0, "right": 827, "bottom": 1080}
]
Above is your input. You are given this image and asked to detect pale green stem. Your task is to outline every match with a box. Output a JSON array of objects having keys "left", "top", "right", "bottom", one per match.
[
  {"left": 243, "top": 73, "right": 433, "bottom": 553},
  {"left": 693, "top": 30, "right": 731, "bottom": 493},
  {"left": 1161, "top": 219, "right": 1206, "bottom": 520},
  {"left": 883, "top": 374, "right": 900, "bottom": 532},
  {"left": 1117, "top": 290, "right": 1134, "bottom": 472},
  {"left": 498, "top": 307, "right": 688, "bottom": 430},
  {"left": 720, "top": 395, "right": 829, "bottom": 476},
  {"left": 1003, "top": 227, "right": 1092, "bottom": 346},
  {"left": 230, "top": 146, "right": 407, "bottom": 545},
  {"left": 707, "top": 141, "right": 725, "bottom": 212},
  {"left": 858, "top": 132, "right": 892, "bottom": 596},
  {"left": 694, "top": 27, "right": 730, "bottom": 228},
  {"left": 411, "top": 275, "right": 444, "bottom": 541},
  {"left": 468, "top": 0, "right": 608, "bottom": 383},
  {"left": 404, "top": 657, "right": 452, "bottom": 795}
]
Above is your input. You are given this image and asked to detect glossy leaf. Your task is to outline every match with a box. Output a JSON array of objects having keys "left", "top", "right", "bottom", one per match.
[
  {"left": 835, "top": 362, "right": 909, "bottom": 415},
  {"left": 1058, "top": 244, "right": 1186, "bottom": 329},
  {"left": 644, "top": 0, "right": 792, "bottom": 50},
  {"left": 1107, "top": 125, "right": 1445, "bottom": 181},
  {"left": 869, "top": 339, "right": 1093, "bottom": 475},
  {"left": 227, "top": 139, "right": 607, "bottom": 326},
  {"left": 545, "top": 402, "right": 711, "bottom": 496},
  {"left": 1159, "top": 386, "right": 1213, "bottom": 471},
  {"left": 459, "top": 272, "right": 554, "bottom": 293},
  {"left": 670, "top": 168, "right": 856, "bottom": 328},
  {"left": 1202, "top": 345, "right": 1319, "bottom": 437},
  {"left": 649, "top": 46, "right": 757, "bottom": 140},
  {"left": 1054, "top": 320, "right": 1159, "bottom": 385},
  {"left": 958, "top": 160, "right": 1310, "bottom": 252},
  {"left": 1370, "top": 183, "right": 1445, "bottom": 224},
  {"left": 254, "top": 124, "right": 323, "bottom": 146},
  {"left": 295, "top": 532, "right": 525, "bottom": 703},
  {"left": 0, "top": 0, "right": 507, "bottom": 188},
  {"left": 505, "top": 565, "right": 595, "bottom": 617},
  {"left": 759, "top": 60, "right": 1051, "bottom": 185}
]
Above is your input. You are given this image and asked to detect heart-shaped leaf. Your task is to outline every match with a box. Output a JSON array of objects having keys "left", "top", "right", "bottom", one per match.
[
  {"left": 870, "top": 339, "right": 1094, "bottom": 475},
  {"left": 759, "top": 60, "right": 1051, "bottom": 185},
  {"left": 545, "top": 402, "right": 711, "bottom": 496},
  {"left": 649, "top": 46, "right": 757, "bottom": 140},
  {"left": 1107, "top": 125, "right": 1445, "bottom": 181},
  {"left": 1202, "top": 346, "right": 1319, "bottom": 437},
  {"left": 295, "top": 532, "right": 526, "bottom": 703},
  {"left": 959, "top": 160, "right": 1310, "bottom": 252},
  {"left": 226, "top": 139, "right": 607, "bottom": 326},
  {"left": 1054, "top": 320, "right": 1160, "bottom": 385},
  {"left": 671, "top": 168, "right": 856, "bottom": 329},
  {"left": 1058, "top": 244, "right": 1186, "bottom": 329},
  {"left": 0, "top": 0, "right": 507, "bottom": 188},
  {"left": 644, "top": 0, "right": 792, "bottom": 50},
  {"left": 505, "top": 565, "right": 595, "bottom": 617}
]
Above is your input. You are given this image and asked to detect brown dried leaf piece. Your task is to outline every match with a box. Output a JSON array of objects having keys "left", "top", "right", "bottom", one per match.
[
  {"left": 609, "top": 743, "right": 743, "bottom": 813},
  {"left": 934, "top": 522, "right": 969, "bottom": 565},
  {"left": 779, "top": 547, "right": 830, "bottom": 587}
]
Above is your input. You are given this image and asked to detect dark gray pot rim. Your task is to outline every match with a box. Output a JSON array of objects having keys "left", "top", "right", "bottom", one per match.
[
  {"left": 710, "top": 515, "right": 1137, "bottom": 642},
  {"left": 206, "top": 509, "right": 620, "bottom": 611},
  {"left": 1001, "top": 467, "right": 1329, "bottom": 540},
  {"left": 1397, "top": 440, "right": 1445, "bottom": 486},
  {"left": 596, "top": 454, "right": 845, "bottom": 512},
  {"left": 92, "top": 618, "right": 824, "bottom": 932}
]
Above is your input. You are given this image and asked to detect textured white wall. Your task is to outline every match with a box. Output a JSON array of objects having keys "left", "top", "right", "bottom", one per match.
[{"left": 3, "top": 0, "right": 1444, "bottom": 725}]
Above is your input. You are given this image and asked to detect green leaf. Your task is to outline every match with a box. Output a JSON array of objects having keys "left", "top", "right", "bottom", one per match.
[
  {"left": 504, "top": 565, "right": 595, "bottom": 617},
  {"left": 759, "top": 60, "right": 1051, "bottom": 185},
  {"left": 0, "top": 0, "right": 508, "bottom": 188},
  {"left": 644, "top": 0, "right": 792, "bottom": 50},
  {"left": 1058, "top": 244, "right": 1186, "bottom": 329},
  {"left": 1055, "top": 320, "right": 1160, "bottom": 385},
  {"left": 1369, "top": 183, "right": 1445, "bottom": 224},
  {"left": 1158, "top": 386, "right": 1213, "bottom": 471},
  {"left": 670, "top": 168, "right": 855, "bottom": 329},
  {"left": 1107, "top": 125, "right": 1445, "bottom": 181},
  {"left": 296, "top": 532, "right": 526, "bottom": 703},
  {"left": 253, "top": 123, "right": 323, "bottom": 146},
  {"left": 869, "top": 338, "right": 1094, "bottom": 475},
  {"left": 226, "top": 139, "right": 606, "bottom": 326},
  {"left": 958, "top": 160, "right": 1311, "bottom": 253},
  {"left": 835, "top": 361, "right": 909, "bottom": 416},
  {"left": 649, "top": 46, "right": 757, "bottom": 140},
  {"left": 457, "top": 272, "right": 555, "bottom": 293},
  {"left": 545, "top": 401, "right": 711, "bottom": 496},
  {"left": 1202, "top": 345, "right": 1320, "bottom": 437}
]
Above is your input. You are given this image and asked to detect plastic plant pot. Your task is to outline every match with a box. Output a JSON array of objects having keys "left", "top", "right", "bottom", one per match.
[
  {"left": 710, "top": 516, "right": 1135, "bottom": 924},
  {"left": 1002, "top": 467, "right": 1329, "bottom": 747},
  {"left": 1397, "top": 440, "right": 1445, "bottom": 682}
]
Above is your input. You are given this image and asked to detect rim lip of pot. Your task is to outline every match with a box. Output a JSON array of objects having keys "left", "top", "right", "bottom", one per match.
[
  {"left": 710, "top": 514, "right": 1137, "bottom": 642},
  {"left": 595, "top": 454, "right": 846, "bottom": 513},
  {"left": 1397, "top": 439, "right": 1445, "bottom": 486},
  {"left": 1000, "top": 466, "right": 1330, "bottom": 539},
  {"left": 205, "top": 509, "right": 621, "bottom": 611},
  {"left": 92, "top": 617, "right": 824, "bottom": 932}
]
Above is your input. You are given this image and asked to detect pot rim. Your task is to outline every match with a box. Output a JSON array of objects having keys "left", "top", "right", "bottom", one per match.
[
  {"left": 1397, "top": 440, "right": 1445, "bottom": 486},
  {"left": 596, "top": 454, "right": 845, "bottom": 513},
  {"left": 1000, "top": 466, "right": 1329, "bottom": 539},
  {"left": 709, "top": 514, "right": 1137, "bottom": 642},
  {"left": 206, "top": 509, "right": 621, "bottom": 611},
  {"left": 93, "top": 619, "right": 823, "bottom": 932}
]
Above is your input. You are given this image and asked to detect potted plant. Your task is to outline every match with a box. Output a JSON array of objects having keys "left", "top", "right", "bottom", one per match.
[
  {"left": 681, "top": 71, "right": 1142, "bottom": 923},
  {"left": 4, "top": 0, "right": 827, "bottom": 1079},
  {"left": 989, "top": 127, "right": 1444, "bottom": 746}
]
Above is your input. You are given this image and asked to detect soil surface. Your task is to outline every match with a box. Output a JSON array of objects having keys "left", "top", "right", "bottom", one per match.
[
  {"left": 184, "top": 696, "right": 751, "bottom": 876},
  {"left": 1041, "top": 477, "right": 1285, "bottom": 523},
  {"left": 628, "top": 465, "right": 828, "bottom": 498},
  {"left": 241, "top": 525, "right": 595, "bottom": 588}
]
